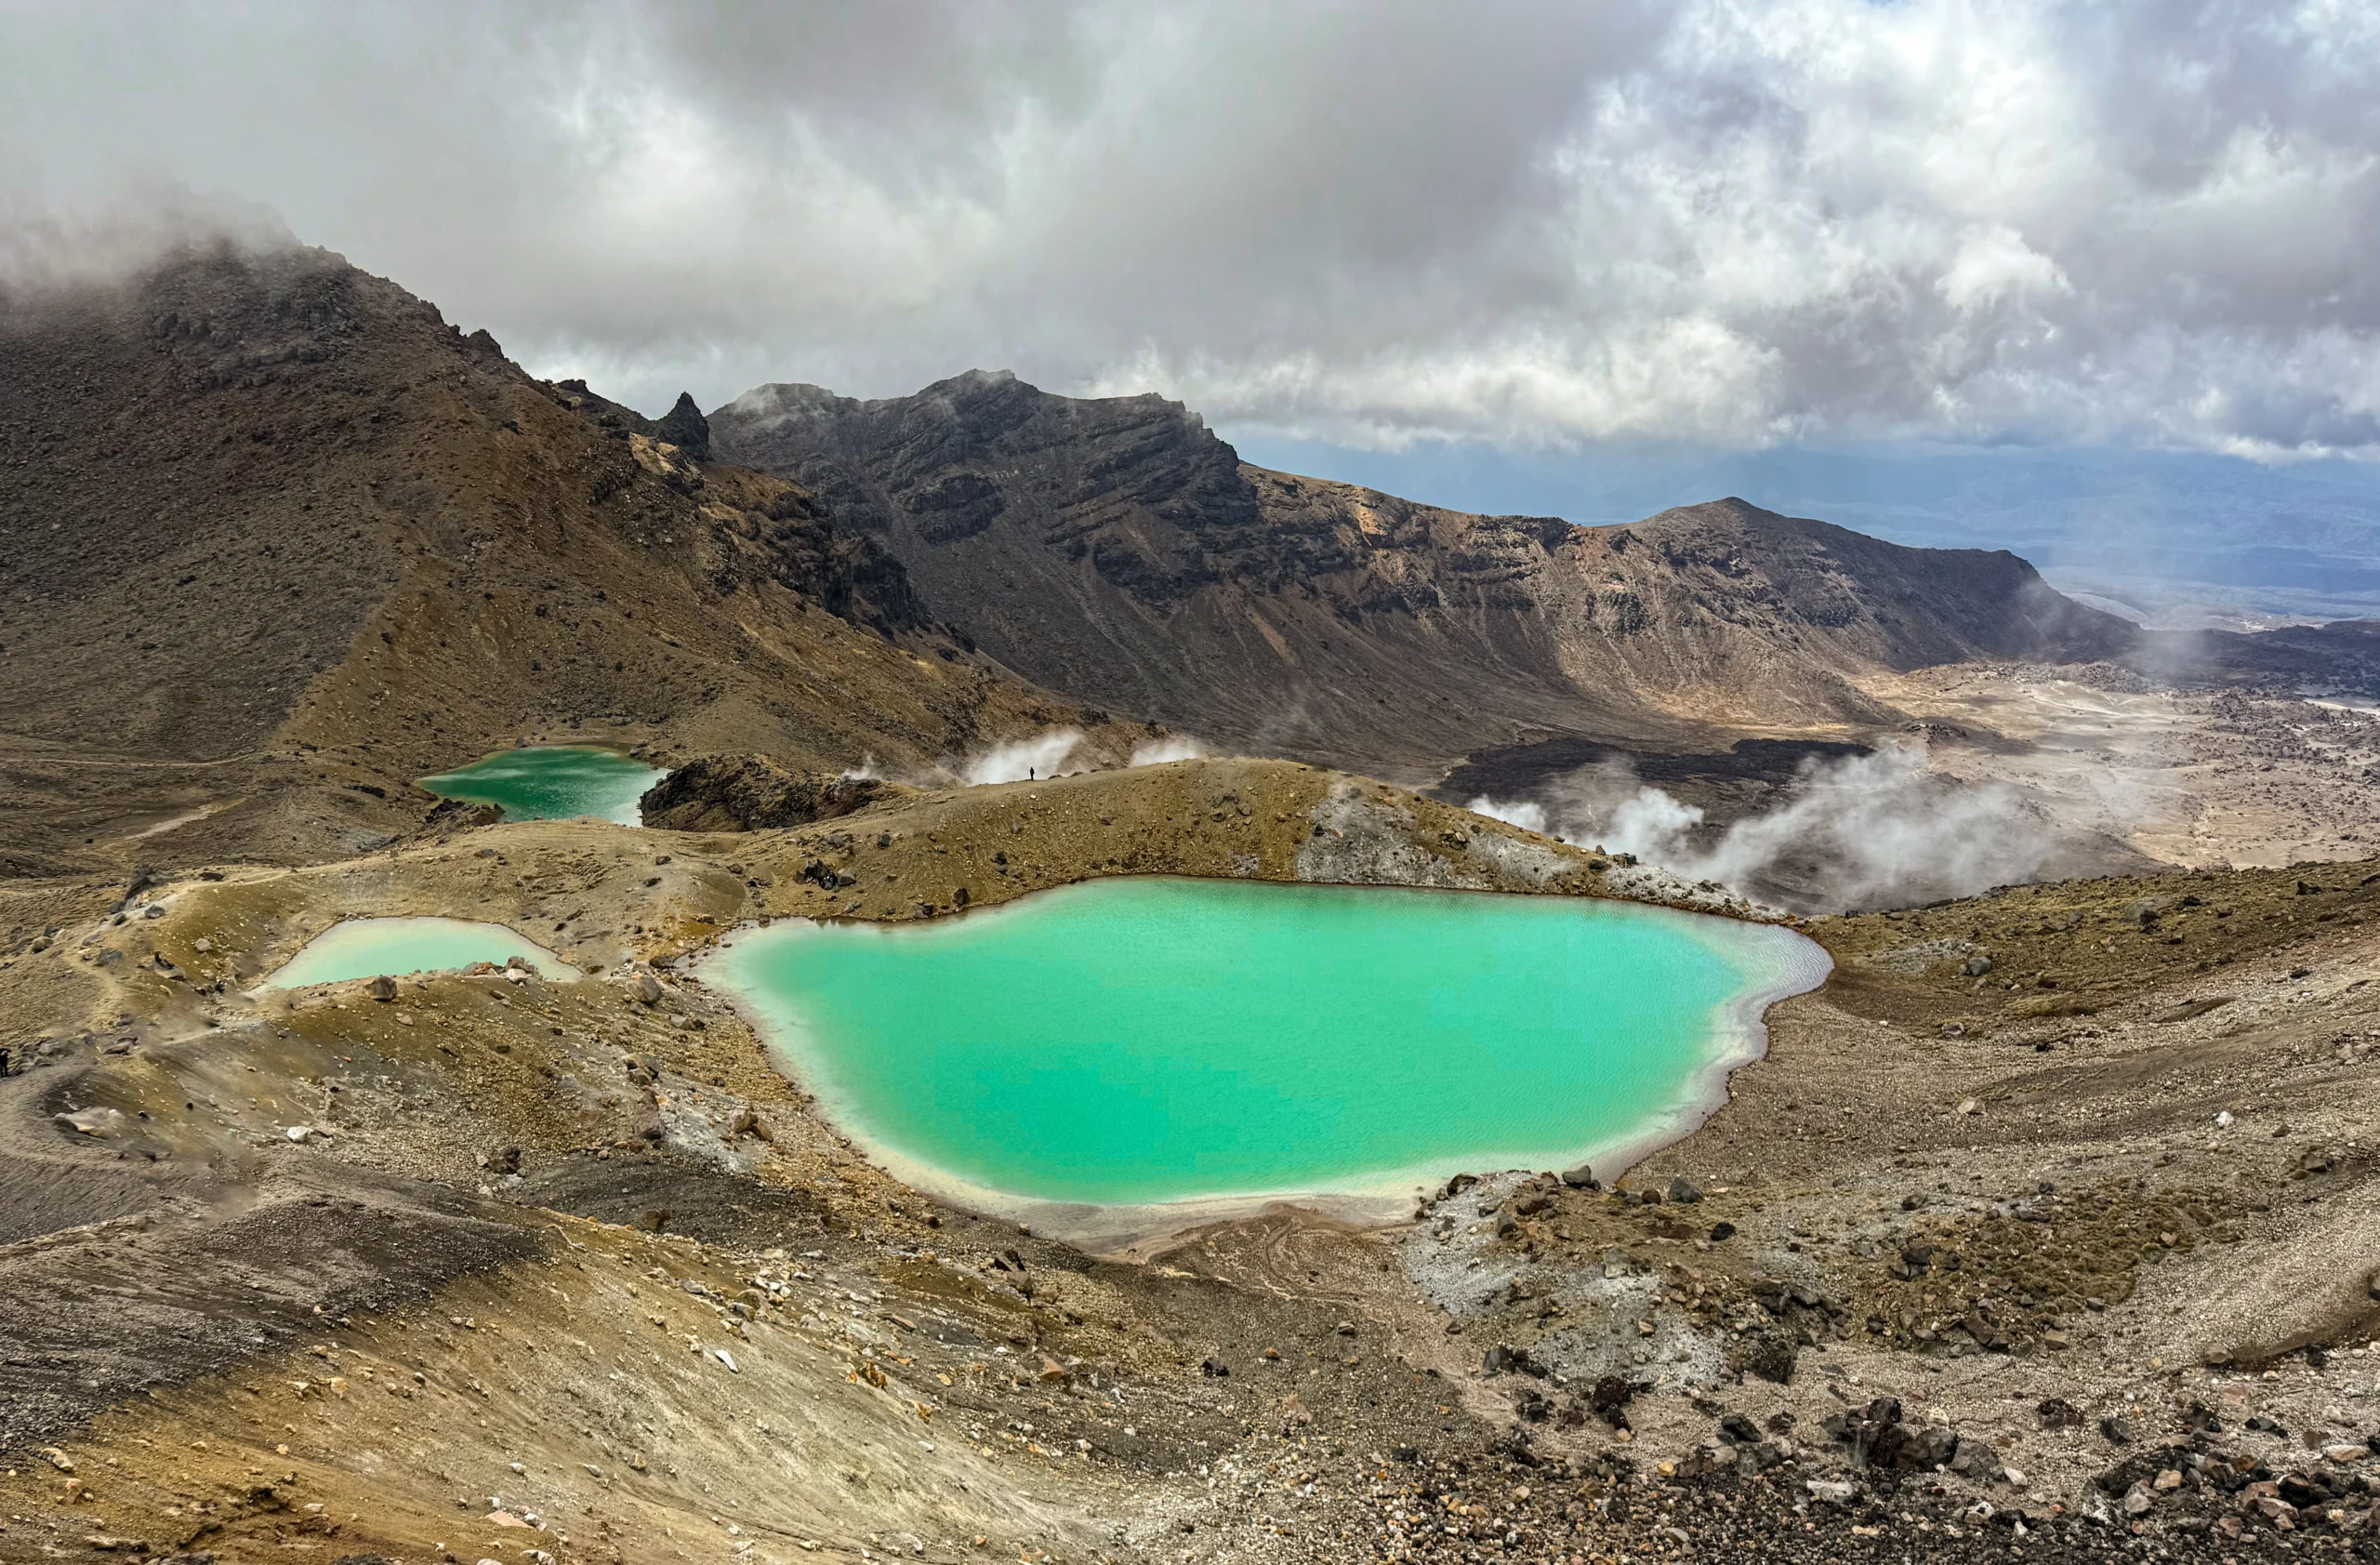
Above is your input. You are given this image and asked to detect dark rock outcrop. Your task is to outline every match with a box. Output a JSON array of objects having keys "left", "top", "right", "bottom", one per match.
[
  {"left": 639, "top": 754, "right": 910, "bottom": 832},
  {"left": 2175, "top": 617, "right": 2380, "bottom": 695},
  {"left": 551, "top": 377, "right": 657, "bottom": 435},
  {"left": 654, "top": 391, "right": 711, "bottom": 461},
  {"left": 1827, "top": 1396, "right": 1961, "bottom": 1475}
]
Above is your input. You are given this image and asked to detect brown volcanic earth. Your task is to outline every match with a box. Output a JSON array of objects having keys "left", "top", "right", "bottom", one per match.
[
  {"left": 6, "top": 246, "right": 2380, "bottom": 1565},
  {"left": 709, "top": 371, "right": 2136, "bottom": 781},
  {"left": 0, "top": 247, "right": 1136, "bottom": 881}
]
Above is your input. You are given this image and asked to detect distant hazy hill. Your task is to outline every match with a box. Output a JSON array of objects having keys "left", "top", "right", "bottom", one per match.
[
  {"left": 1230, "top": 436, "right": 2380, "bottom": 629},
  {"left": 712, "top": 371, "right": 2136, "bottom": 779}
]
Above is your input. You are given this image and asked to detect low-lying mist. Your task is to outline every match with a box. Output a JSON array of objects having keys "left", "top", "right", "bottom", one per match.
[
  {"left": 0, "top": 186, "right": 294, "bottom": 294},
  {"left": 1469, "top": 743, "right": 2080, "bottom": 912}
]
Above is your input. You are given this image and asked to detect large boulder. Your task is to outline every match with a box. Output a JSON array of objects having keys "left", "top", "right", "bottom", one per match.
[{"left": 639, "top": 754, "right": 909, "bottom": 832}]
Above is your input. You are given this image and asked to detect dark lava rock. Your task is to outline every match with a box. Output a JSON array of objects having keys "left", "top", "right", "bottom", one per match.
[
  {"left": 1829, "top": 1396, "right": 1958, "bottom": 1473},
  {"left": 2037, "top": 1397, "right": 2083, "bottom": 1430},
  {"left": 1707, "top": 1220, "right": 1737, "bottom": 1242},
  {"left": 1483, "top": 1345, "right": 1548, "bottom": 1379},
  {"left": 1590, "top": 1375, "right": 1643, "bottom": 1430},
  {"left": 1718, "top": 1413, "right": 1763, "bottom": 1444},
  {"left": 1667, "top": 1175, "right": 1703, "bottom": 1204},
  {"left": 1734, "top": 1331, "right": 1799, "bottom": 1386},
  {"left": 424, "top": 797, "right": 502, "bottom": 830},
  {"left": 654, "top": 391, "right": 710, "bottom": 460},
  {"left": 2095, "top": 1452, "right": 2177, "bottom": 1497},
  {"left": 1200, "top": 1357, "right": 1230, "bottom": 1378},
  {"left": 1560, "top": 1162, "right": 1598, "bottom": 1189},
  {"left": 639, "top": 754, "right": 911, "bottom": 831}
]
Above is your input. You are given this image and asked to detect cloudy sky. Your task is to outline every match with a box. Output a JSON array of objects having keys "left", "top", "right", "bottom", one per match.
[{"left": 5, "top": 0, "right": 2379, "bottom": 465}]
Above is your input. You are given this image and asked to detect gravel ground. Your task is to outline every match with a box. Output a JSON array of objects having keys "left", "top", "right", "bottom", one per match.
[{"left": 2, "top": 784, "right": 2376, "bottom": 1562}]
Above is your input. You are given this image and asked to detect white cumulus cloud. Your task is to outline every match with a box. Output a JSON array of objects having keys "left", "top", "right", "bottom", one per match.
[{"left": 7, "top": 1, "right": 2378, "bottom": 455}]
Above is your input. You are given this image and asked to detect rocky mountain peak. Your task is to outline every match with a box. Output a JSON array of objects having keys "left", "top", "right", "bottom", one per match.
[{"left": 654, "top": 391, "right": 710, "bottom": 459}]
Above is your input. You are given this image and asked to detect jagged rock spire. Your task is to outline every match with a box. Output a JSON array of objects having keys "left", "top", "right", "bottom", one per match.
[{"left": 654, "top": 391, "right": 709, "bottom": 460}]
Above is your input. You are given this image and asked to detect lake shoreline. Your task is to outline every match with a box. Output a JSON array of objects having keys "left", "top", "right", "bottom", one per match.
[
  {"left": 260, "top": 914, "right": 581, "bottom": 988},
  {"left": 703, "top": 876, "right": 1831, "bottom": 1250}
]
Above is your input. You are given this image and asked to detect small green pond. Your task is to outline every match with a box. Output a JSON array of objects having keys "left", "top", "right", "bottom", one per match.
[
  {"left": 418, "top": 746, "right": 664, "bottom": 825},
  {"left": 265, "top": 917, "right": 579, "bottom": 988},
  {"left": 707, "top": 877, "right": 1827, "bottom": 1208}
]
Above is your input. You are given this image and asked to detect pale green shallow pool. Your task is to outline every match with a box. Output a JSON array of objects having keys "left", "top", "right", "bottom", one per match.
[
  {"left": 418, "top": 746, "right": 664, "bottom": 825},
  {"left": 708, "top": 877, "right": 1828, "bottom": 1208},
  {"left": 264, "top": 917, "right": 579, "bottom": 988}
]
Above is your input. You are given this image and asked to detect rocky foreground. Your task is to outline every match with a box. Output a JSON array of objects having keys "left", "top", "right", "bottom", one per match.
[{"left": 0, "top": 759, "right": 2376, "bottom": 1564}]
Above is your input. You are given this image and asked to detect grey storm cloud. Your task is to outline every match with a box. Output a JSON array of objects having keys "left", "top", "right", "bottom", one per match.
[{"left": 4, "top": 0, "right": 2378, "bottom": 456}]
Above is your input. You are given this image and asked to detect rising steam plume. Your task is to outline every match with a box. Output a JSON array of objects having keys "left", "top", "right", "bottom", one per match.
[
  {"left": 1470, "top": 743, "right": 2080, "bottom": 912},
  {"left": 1129, "top": 735, "right": 1210, "bottom": 766},
  {"left": 960, "top": 729, "right": 1087, "bottom": 786}
]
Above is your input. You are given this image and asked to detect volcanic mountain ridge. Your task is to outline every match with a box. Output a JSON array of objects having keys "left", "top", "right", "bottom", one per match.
[{"left": 710, "top": 371, "right": 2142, "bottom": 781}]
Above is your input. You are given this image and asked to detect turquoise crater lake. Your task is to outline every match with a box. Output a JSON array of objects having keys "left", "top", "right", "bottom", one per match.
[
  {"left": 418, "top": 746, "right": 665, "bottom": 826},
  {"left": 708, "top": 878, "right": 1829, "bottom": 1209},
  {"left": 263, "top": 917, "right": 579, "bottom": 988}
]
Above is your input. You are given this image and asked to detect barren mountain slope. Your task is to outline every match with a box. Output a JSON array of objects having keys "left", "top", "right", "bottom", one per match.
[
  {"left": 710, "top": 371, "right": 2135, "bottom": 780},
  {"left": 0, "top": 248, "right": 1098, "bottom": 878}
]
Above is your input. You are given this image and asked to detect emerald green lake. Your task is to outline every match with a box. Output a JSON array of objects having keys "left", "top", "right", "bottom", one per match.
[
  {"left": 265, "top": 917, "right": 579, "bottom": 988},
  {"left": 418, "top": 746, "right": 664, "bottom": 825},
  {"left": 708, "top": 878, "right": 1828, "bottom": 1209}
]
